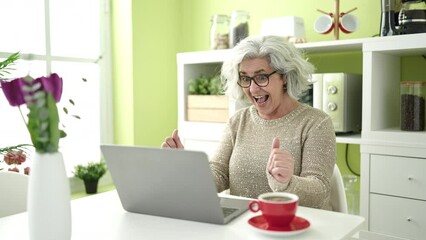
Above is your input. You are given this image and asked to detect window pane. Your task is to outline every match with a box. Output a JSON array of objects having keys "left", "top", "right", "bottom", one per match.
[
  {"left": 0, "top": 0, "right": 45, "bottom": 54},
  {"left": 50, "top": 0, "right": 101, "bottom": 58},
  {"left": 51, "top": 62, "right": 101, "bottom": 173},
  {"left": 0, "top": 0, "right": 107, "bottom": 177}
]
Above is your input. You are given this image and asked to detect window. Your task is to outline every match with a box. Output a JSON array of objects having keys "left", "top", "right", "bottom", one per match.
[{"left": 0, "top": 0, "right": 112, "bottom": 175}]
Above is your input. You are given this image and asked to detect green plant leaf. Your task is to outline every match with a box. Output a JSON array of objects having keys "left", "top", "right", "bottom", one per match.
[
  {"left": 46, "top": 93, "right": 60, "bottom": 153},
  {"left": 188, "top": 78, "right": 198, "bottom": 95},
  {"left": 74, "top": 161, "right": 107, "bottom": 181},
  {"left": 0, "top": 52, "right": 19, "bottom": 77}
]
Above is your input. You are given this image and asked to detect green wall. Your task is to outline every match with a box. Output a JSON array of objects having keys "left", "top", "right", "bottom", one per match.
[
  {"left": 131, "top": 1, "right": 180, "bottom": 147},
  {"left": 110, "top": 1, "right": 424, "bottom": 181},
  {"left": 111, "top": 0, "right": 134, "bottom": 145}
]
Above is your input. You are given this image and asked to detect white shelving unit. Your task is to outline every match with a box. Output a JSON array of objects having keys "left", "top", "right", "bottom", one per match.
[{"left": 359, "top": 34, "right": 426, "bottom": 240}]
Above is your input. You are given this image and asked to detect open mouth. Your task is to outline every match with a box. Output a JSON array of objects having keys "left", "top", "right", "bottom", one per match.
[{"left": 253, "top": 95, "right": 269, "bottom": 105}]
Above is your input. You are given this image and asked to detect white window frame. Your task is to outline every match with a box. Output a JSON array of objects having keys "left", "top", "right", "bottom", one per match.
[{"left": 0, "top": 0, "right": 113, "bottom": 176}]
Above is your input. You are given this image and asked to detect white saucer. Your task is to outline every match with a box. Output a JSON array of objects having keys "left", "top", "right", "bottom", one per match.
[{"left": 248, "top": 215, "right": 310, "bottom": 237}]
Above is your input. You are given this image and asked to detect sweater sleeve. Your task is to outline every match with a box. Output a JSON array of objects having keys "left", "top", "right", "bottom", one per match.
[
  {"left": 208, "top": 122, "right": 235, "bottom": 193},
  {"left": 266, "top": 115, "right": 336, "bottom": 209}
]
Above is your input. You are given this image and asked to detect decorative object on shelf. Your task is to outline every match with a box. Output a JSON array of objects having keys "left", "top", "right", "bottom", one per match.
[
  {"left": 315, "top": 0, "right": 358, "bottom": 40},
  {"left": 261, "top": 16, "right": 306, "bottom": 43},
  {"left": 210, "top": 14, "right": 230, "bottom": 50},
  {"left": 229, "top": 10, "right": 249, "bottom": 48},
  {"left": 73, "top": 160, "right": 107, "bottom": 194},
  {"left": 0, "top": 53, "right": 74, "bottom": 240},
  {"left": 187, "top": 75, "right": 228, "bottom": 123}
]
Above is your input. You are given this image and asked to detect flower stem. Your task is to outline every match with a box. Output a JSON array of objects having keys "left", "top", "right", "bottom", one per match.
[{"left": 18, "top": 106, "right": 28, "bottom": 126}]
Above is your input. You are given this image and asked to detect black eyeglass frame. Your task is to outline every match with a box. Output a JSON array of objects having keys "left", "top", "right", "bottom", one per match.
[{"left": 237, "top": 70, "right": 278, "bottom": 88}]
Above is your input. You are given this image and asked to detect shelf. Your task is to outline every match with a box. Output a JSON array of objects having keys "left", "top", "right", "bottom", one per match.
[
  {"left": 336, "top": 134, "right": 361, "bottom": 145},
  {"left": 363, "top": 33, "right": 426, "bottom": 55},
  {"left": 363, "top": 127, "right": 426, "bottom": 148},
  {"left": 296, "top": 38, "right": 364, "bottom": 53},
  {"left": 177, "top": 49, "right": 231, "bottom": 64}
]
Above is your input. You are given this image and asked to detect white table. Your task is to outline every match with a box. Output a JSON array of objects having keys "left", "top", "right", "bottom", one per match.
[{"left": 0, "top": 190, "right": 364, "bottom": 240}]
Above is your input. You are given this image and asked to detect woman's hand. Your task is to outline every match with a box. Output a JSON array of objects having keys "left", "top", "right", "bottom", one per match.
[
  {"left": 161, "top": 129, "right": 185, "bottom": 149},
  {"left": 267, "top": 137, "right": 294, "bottom": 184}
]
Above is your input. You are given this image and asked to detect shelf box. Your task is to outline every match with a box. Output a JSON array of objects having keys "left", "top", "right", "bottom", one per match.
[{"left": 187, "top": 95, "right": 228, "bottom": 123}]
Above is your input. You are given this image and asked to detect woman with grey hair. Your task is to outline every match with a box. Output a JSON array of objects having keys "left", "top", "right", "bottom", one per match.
[{"left": 162, "top": 35, "right": 336, "bottom": 210}]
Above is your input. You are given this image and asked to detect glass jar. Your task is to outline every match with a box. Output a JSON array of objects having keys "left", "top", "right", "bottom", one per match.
[
  {"left": 210, "top": 15, "right": 229, "bottom": 50},
  {"left": 400, "top": 81, "right": 426, "bottom": 131},
  {"left": 229, "top": 10, "right": 249, "bottom": 48}
]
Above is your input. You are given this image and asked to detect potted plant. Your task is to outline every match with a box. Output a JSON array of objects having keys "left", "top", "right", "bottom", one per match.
[
  {"left": 187, "top": 75, "right": 228, "bottom": 122},
  {"left": 74, "top": 160, "right": 107, "bottom": 194}
]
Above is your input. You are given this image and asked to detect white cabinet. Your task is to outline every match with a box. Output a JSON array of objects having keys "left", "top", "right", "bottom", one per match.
[
  {"left": 368, "top": 155, "right": 426, "bottom": 240},
  {"left": 358, "top": 34, "right": 426, "bottom": 240},
  {"left": 369, "top": 194, "right": 426, "bottom": 240},
  {"left": 177, "top": 33, "right": 426, "bottom": 239},
  {"left": 361, "top": 153, "right": 426, "bottom": 240}
]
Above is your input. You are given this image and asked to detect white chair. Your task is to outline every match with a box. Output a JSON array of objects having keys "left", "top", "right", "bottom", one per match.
[
  {"left": 330, "top": 164, "right": 348, "bottom": 213},
  {"left": 0, "top": 171, "right": 29, "bottom": 217}
]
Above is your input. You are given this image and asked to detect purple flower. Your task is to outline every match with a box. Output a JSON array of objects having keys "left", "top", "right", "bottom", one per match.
[
  {"left": 1, "top": 73, "right": 63, "bottom": 106},
  {"left": 0, "top": 77, "right": 26, "bottom": 106},
  {"left": 35, "top": 73, "right": 63, "bottom": 102}
]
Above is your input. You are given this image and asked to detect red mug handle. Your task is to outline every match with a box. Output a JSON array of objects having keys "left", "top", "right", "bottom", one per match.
[{"left": 249, "top": 200, "right": 260, "bottom": 213}]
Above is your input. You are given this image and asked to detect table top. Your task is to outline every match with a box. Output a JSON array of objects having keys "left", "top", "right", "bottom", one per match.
[{"left": 0, "top": 190, "right": 365, "bottom": 240}]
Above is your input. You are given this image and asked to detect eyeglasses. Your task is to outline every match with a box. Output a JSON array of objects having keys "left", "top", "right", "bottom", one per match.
[{"left": 237, "top": 71, "right": 277, "bottom": 88}]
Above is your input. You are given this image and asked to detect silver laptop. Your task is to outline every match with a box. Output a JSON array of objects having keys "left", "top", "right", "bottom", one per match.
[{"left": 100, "top": 144, "right": 249, "bottom": 224}]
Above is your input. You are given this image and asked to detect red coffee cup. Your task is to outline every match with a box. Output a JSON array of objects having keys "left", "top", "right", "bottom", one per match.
[{"left": 249, "top": 192, "right": 299, "bottom": 227}]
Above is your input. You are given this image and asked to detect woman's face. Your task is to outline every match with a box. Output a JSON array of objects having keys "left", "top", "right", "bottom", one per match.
[{"left": 239, "top": 57, "right": 288, "bottom": 120}]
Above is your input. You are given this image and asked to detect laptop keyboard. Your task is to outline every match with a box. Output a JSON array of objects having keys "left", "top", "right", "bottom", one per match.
[{"left": 222, "top": 207, "right": 239, "bottom": 217}]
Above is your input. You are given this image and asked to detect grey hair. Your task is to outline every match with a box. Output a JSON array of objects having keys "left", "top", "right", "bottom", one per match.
[{"left": 221, "top": 35, "right": 315, "bottom": 102}]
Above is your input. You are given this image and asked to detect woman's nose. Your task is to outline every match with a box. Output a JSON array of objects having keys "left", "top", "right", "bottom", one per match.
[{"left": 249, "top": 80, "right": 261, "bottom": 91}]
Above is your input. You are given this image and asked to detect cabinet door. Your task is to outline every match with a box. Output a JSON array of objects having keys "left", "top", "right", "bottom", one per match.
[
  {"left": 370, "top": 155, "right": 426, "bottom": 200},
  {"left": 370, "top": 194, "right": 426, "bottom": 240}
]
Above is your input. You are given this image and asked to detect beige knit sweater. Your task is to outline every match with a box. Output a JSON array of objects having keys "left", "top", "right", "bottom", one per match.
[{"left": 209, "top": 103, "right": 336, "bottom": 210}]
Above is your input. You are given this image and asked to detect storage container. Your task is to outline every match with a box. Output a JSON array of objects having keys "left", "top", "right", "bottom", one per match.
[
  {"left": 229, "top": 10, "right": 249, "bottom": 48},
  {"left": 400, "top": 81, "right": 426, "bottom": 131},
  {"left": 210, "top": 15, "right": 229, "bottom": 50}
]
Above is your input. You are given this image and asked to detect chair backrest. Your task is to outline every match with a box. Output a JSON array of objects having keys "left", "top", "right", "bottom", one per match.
[
  {"left": 330, "top": 164, "right": 348, "bottom": 213},
  {"left": 0, "top": 171, "right": 29, "bottom": 217}
]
